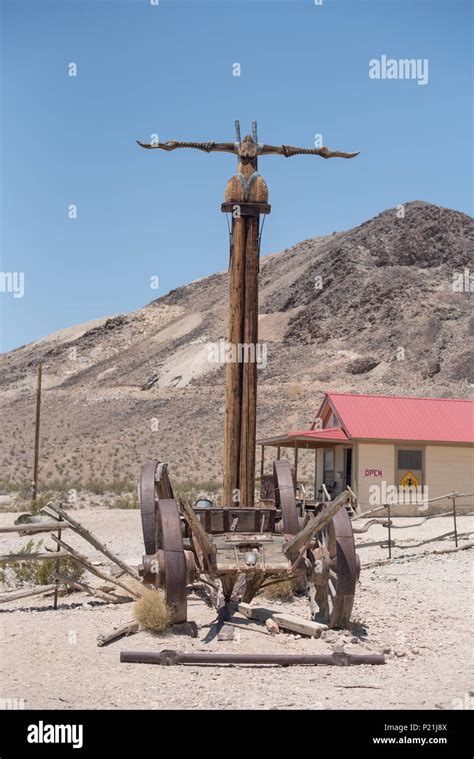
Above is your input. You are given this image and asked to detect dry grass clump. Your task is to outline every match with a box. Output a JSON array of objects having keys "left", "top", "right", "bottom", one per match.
[
  {"left": 133, "top": 588, "right": 172, "bottom": 632},
  {"left": 259, "top": 579, "right": 295, "bottom": 602}
]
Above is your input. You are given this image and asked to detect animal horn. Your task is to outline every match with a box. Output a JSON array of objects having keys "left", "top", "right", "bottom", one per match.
[{"left": 234, "top": 120, "right": 241, "bottom": 143}]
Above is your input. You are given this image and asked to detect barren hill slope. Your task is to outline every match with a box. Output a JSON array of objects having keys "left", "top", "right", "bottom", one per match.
[{"left": 1, "top": 201, "right": 472, "bottom": 488}]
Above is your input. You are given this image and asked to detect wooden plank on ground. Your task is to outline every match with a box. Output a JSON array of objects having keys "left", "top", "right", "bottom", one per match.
[
  {"left": 0, "top": 584, "right": 57, "bottom": 604},
  {"left": 237, "top": 603, "right": 279, "bottom": 622},
  {"left": 272, "top": 614, "right": 328, "bottom": 638},
  {"left": 238, "top": 603, "right": 328, "bottom": 637}
]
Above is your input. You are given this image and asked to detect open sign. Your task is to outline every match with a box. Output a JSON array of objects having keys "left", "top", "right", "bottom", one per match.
[{"left": 364, "top": 468, "right": 383, "bottom": 477}]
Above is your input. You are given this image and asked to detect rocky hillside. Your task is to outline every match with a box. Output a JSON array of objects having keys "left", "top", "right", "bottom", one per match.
[{"left": 0, "top": 201, "right": 472, "bottom": 489}]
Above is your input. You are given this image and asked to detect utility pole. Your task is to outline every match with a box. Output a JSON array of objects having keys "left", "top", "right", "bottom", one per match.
[{"left": 31, "top": 362, "right": 42, "bottom": 508}]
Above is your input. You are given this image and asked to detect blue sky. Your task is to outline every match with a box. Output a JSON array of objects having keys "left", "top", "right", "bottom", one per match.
[{"left": 1, "top": 0, "right": 472, "bottom": 352}]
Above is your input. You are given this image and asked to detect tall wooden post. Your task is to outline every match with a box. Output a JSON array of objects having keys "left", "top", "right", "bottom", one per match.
[
  {"left": 239, "top": 213, "right": 259, "bottom": 508},
  {"left": 223, "top": 215, "right": 246, "bottom": 507},
  {"left": 221, "top": 204, "right": 269, "bottom": 507},
  {"left": 31, "top": 363, "right": 42, "bottom": 507},
  {"left": 136, "top": 121, "right": 358, "bottom": 509}
]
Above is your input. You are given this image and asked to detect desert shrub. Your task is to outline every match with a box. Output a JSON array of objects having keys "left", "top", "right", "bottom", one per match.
[
  {"left": 0, "top": 481, "right": 24, "bottom": 494},
  {"left": 109, "top": 492, "right": 139, "bottom": 509},
  {"left": 84, "top": 479, "right": 108, "bottom": 495},
  {"left": 109, "top": 480, "right": 135, "bottom": 494},
  {"left": 41, "top": 479, "right": 79, "bottom": 497},
  {"left": 16, "top": 481, "right": 34, "bottom": 500},
  {"left": 30, "top": 492, "right": 54, "bottom": 516},
  {"left": 259, "top": 579, "right": 295, "bottom": 602},
  {"left": 0, "top": 499, "right": 23, "bottom": 514},
  {"left": 7, "top": 539, "right": 85, "bottom": 589},
  {"left": 173, "top": 479, "right": 221, "bottom": 504},
  {"left": 133, "top": 588, "right": 172, "bottom": 632}
]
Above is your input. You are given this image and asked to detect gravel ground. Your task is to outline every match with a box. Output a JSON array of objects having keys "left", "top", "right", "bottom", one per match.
[{"left": 0, "top": 510, "right": 472, "bottom": 711}]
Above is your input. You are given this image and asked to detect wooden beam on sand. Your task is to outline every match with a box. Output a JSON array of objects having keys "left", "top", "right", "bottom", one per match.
[
  {"left": 97, "top": 621, "right": 139, "bottom": 647},
  {"left": 0, "top": 584, "right": 57, "bottom": 604},
  {"left": 54, "top": 573, "right": 132, "bottom": 604}
]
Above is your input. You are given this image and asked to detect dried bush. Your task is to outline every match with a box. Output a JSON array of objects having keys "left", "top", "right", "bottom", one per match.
[
  {"left": 133, "top": 588, "right": 172, "bottom": 632},
  {"left": 7, "top": 539, "right": 85, "bottom": 589},
  {"left": 259, "top": 579, "right": 295, "bottom": 602}
]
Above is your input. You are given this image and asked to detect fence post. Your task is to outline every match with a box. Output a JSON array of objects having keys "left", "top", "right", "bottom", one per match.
[
  {"left": 53, "top": 516, "right": 64, "bottom": 611},
  {"left": 386, "top": 501, "right": 392, "bottom": 559},
  {"left": 452, "top": 494, "right": 458, "bottom": 548}
]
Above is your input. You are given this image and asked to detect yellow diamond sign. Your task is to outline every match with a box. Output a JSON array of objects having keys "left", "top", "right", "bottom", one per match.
[{"left": 400, "top": 471, "right": 420, "bottom": 488}]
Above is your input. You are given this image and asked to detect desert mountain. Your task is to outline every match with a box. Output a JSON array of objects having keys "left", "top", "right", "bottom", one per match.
[{"left": 1, "top": 201, "right": 472, "bottom": 488}]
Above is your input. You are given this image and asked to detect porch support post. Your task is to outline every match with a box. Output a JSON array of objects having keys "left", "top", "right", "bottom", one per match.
[{"left": 314, "top": 448, "right": 318, "bottom": 501}]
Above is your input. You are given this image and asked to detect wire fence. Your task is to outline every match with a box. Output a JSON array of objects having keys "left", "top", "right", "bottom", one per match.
[{"left": 351, "top": 491, "right": 474, "bottom": 559}]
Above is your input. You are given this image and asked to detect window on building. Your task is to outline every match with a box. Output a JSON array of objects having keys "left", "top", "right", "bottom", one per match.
[
  {"left": 324, "top": 449, "right": 334, "bottom": 472},
  {"left": 398, "top": 450, "right": 422, "bottom": 470}
]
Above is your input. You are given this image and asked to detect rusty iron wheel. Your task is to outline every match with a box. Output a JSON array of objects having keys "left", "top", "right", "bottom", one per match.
[
  {"left": 273, "top": 459, "right": 307, "bottom": 594},
  {"left": 139, "top": 461, "right": 174, "bottom": 555},
  {"left": 156, "top": 498, "right": 188, "bottom": 623},
  {"left": 139, "top": 462, "right": 187, "bottom": 623},
  {"left": 313, "top": 506, "right": 358, "bottom": 629},
  {"left": 273, "top": 459, "right": 299, "bottom": 535}
]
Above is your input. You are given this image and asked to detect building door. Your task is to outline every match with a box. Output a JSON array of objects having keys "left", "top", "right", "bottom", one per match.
[
  {"left": 323, "top": 448, "right": 336, "bottom": 496},
  {"left": 344, "top": 448, "right": 352, "bottom": 488}
]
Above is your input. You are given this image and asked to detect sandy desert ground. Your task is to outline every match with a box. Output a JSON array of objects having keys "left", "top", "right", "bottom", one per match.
[{"left": 0, "top": 509, "right": 472, "bottom": 711}]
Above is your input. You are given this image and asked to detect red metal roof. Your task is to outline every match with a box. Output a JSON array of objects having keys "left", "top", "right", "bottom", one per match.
[
  {"left": 287, "top": 427, "right": 349, "bottom": 442},
  {"left": 321, "top": 392, "right": 474, "bottom": 444}
]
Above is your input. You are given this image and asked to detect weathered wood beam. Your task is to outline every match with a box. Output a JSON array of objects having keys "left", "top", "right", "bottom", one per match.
[
  {"left": 284, "top": 490, "right": 351, "bottom": 558},
  {"left": 0, "top": 521, "right": 71, "bottom": 534},
  {"left": 44, "top": 502, "right": 139, "bottom": 580},
  {"left": 97, "top": 621, "right": 139, "bottom": 647},
  {"left": 363, "top": 539, "right": 474, "bottom": 568},
  {"left": 54, "top": 573, "right": 132, "bottom": 603},
  {"left": 0, "top": 551, "right": 69, "bottom": 565},
  {"left": 0, "top": 584, "right": 57, "bottom": 604},
  {"left": 51, "top": 534, "right": 142, "bottom": 599},
  {"left": 239, "top": 216, "right": 259, "bottom": 508},
  {"left": 223, "top": 216, "right": 246, "bottom": 507},
  {"left": 272, "top": 613, "right": 327, "bottom": 638},
  {"left": 238, "top": 603, "right": 327, "bottom": 638},
  {"left": 178, "top": 498, "right": 217, "bottom": 564}
]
